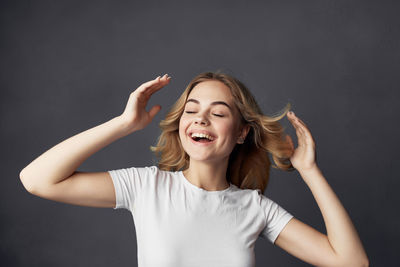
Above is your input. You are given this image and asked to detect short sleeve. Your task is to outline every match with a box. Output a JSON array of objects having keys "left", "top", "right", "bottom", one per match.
[
  {"left": 259, "top": 194, "right": 294, "bottom": 244},
  {"left": 108, "top": 166, "right": 155, "bottom": 211}
]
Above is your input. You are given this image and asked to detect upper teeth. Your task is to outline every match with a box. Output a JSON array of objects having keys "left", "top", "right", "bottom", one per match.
[{"left": 191, "top": 133, "right": 214, "bottom": 141}]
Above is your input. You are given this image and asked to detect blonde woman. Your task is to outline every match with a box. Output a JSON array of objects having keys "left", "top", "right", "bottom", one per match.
[{"left": 20, "top": 72, "right": 368, "bottom": 266}]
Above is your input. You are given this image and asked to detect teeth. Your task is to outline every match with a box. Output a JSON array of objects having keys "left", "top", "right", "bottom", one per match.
[{"left": 190, "top": 132, "right": 214, "bottom": 141}]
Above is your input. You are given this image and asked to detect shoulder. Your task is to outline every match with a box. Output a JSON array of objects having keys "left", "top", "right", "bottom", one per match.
[
  {"left": 138, "top": 165, "right": 180, "bottom": 185},
  {"left": 147, "top": 166, "right": 179, "bottom": 177},
  {"left": 235, "top": 187, "right": 281, "bottom": 212},
  {"left": 232, "top": 186, "right": 264, "bottom": 199},
  {"left": 131, "top": 165, "right": 171, "bottom": 176},
  {"left": 228, "top": 186, "right": 267, "bottom": 206},
  {"left": 113, "top": 165, "right": 167, "bottom": 182}
]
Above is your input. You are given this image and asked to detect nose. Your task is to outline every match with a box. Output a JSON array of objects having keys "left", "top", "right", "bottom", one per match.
[{"left": 194, "top": 113, "right": 209, "bottom": 126}]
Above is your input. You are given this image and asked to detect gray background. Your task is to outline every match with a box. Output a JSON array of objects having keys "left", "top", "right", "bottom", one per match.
[{"left": 1, "top": 0, "right": 399, "bottom": 266}]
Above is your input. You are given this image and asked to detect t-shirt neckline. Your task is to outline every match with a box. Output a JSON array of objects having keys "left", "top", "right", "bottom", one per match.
[{"left": 179, "top": 171, "right": 233, "bottom": 194}]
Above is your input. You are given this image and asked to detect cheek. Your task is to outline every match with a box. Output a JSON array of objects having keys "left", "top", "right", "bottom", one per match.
[
  {"left": 178, "top": 118, "right": 187, "bottom": 140},
  {"left": 218, "top": 123, "right": 237, "bottom": 141}
]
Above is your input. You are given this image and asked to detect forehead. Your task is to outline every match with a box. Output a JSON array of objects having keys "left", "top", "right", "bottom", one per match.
[{"left": 188, "top": 80, "right": 234, "bottom": 103}]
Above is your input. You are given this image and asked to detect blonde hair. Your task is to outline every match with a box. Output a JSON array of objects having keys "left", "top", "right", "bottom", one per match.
[{"left": 150, "top": 71, "right": 294, "bottom": 193}]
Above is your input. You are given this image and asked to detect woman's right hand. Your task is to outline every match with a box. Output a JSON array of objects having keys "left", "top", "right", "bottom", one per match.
[{"left": 119, "top": 74, "right": 171, "bottom": 133}]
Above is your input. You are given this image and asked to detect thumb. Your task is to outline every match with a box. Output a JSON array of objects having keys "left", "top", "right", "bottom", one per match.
[{"left": 148, "top": 105, "right": 162, "bottom": 120}]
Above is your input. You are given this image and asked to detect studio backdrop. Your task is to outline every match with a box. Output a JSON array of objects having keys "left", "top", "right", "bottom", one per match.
[{"left": 1, "top": 0, "right": 398, "bottom": 266}]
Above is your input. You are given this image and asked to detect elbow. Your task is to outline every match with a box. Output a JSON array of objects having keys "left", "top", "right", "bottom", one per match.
[
  {"left": 19, "top": 168, "right": 25, "bottom": 180},
  {"left": 355, "top": 249, "right": 370, "bottom": 267},
  {"left": 19, "top": 169, "right": 28, "bottom": 190},
  {"left": 340, "top": 256, "right": 369, "bottom": 267},
  {"left": 361, "top": 256, "right": 370, "bottom": 267},
  {"left": 19, "top": 169, "right": 36, "bottom": 194},
  {"left": 355, "top": 258, "right": 369, "bottom": 267}
]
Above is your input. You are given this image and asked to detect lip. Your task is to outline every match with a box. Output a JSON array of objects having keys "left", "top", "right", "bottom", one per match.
[
  {"left": 188, "top": 135, "right": 217, "bottom": 146},
  {"left": 187, "top": 129, "right": 217, "bottom": 139},
  {"left": 187, "top": 130, "right": 217, "bottom": 146}
]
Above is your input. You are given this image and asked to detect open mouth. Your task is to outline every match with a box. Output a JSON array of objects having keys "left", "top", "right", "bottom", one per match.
[
  {"left": 189, "top": 132, "right": 216, "bottom": 143},
  {"left": 192, "top": 136, "right": 212, "bottom": 143}
]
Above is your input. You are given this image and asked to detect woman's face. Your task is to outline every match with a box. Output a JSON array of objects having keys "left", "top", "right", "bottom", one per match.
[{"left": 178, "top": 80, "right": 245, "bottom": 164}]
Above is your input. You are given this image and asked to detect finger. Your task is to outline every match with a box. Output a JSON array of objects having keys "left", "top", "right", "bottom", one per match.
[
  {"left": 142, "top": 74, "right": 171, "bottom": 97},
  {"left": 146, "top": 74, "right": 171, "bottom": 96},
  {"left": 138, "top": 74, "right": 169, "bottom": 91},
  {"left": 291, "top": 119, "right": 306, "bottom": 146},
  {"left": 289, "top": 112, "right": 309, "bottom": 132},
  {"left": 139, "top": 76, "right": 162, "bottom": 90},
  {"left": 148, "top": 104, "right": 162, "bottom": 119},
  {"left": 288, "top": 112, "right": 306, "bottom": 135},
  {"left": 133, "top": 78, "right": 160, "bottom": 97},
  {"left": 291, "top": 116, "right": 314, "bottom": 144},
  {"left": 288, "top": 114, "right": 303, "bottom": 134},
  {"left": 296, "top": 117, "right": 310, "bottom": 132},
  {"left": 297, "top": 120, "right": 312, "bottom": 140},
  {"left": 289, "top": 122, "right": 304, "bottom": 145},
  {"left": 287, "top": 112, "right": 300, "bottom": 127},
  {"left": 288, "top": 112, "right": 315, "bottom": 146},
  {"left": 296, "top": 122, "right": 315, "bottom": 148},
  {"left": 296, "top": 128, "right": 306, "bottom": 147},
  {"left": 132, "top": 78, "right": 161, "bottom": 102}
]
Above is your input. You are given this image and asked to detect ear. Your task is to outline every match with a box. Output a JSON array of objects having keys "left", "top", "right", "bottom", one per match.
[
  {"left": 237, "top": 124, "right": 251, "bottom": 144},
  {"left": 241, "top": 124, "right": 251, "bottom": 138}
]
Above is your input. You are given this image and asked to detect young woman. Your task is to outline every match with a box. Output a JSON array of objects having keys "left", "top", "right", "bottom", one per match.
[{"left": 20, "top": 72, "right": 369, "bottom": 267}]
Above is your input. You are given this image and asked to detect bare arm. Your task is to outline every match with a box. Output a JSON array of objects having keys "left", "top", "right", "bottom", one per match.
[
  {"left": 19, "top": 74, "right": 171, "bottom": 207},
  {"left": 275, "top": 167, "right": 368, "bottom": 266},
  {"left": 20, "top": 116, "right": 130, "bottom": 191},
  {"left": 274, "top": 112, "right": 369, "bottom": 266}
]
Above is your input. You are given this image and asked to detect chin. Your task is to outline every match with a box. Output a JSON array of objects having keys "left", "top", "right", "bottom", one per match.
[
  {"left": 187, "top": 151, "right": 230, "bottom": 165},
  {"left": 185, "top": 151, "right": 214, "bottom": 162}
]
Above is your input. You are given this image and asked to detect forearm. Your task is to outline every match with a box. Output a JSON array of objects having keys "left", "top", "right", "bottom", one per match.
[
  {"left": 20, "top": 116, "right": 132, "bottom": 190},
  {"left": 299, "top": 166, "right": 368, "bottom": 265}
]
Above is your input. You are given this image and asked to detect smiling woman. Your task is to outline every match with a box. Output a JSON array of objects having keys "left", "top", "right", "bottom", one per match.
[
  {"left": 20, "top": 71, "right": 369, "bottom": 267},
  {"left": 151, "top": 73, "right": 295, "bottom": 193},
  {"left": 178, "top": 80, "right": 250, "bottom": 180}
]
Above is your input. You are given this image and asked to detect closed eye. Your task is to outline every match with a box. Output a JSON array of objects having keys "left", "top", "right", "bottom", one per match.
[{"left": 185, "top": 111, "right": 224, "bottom": 117}]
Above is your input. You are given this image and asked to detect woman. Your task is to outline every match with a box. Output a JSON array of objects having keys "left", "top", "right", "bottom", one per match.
[{"left": 20, "top": 72, "right": 369, "bottom": 266}]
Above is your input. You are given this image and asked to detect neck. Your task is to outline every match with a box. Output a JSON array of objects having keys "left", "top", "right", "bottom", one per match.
[{"left": 183, "top": 158, "right": 230, "bottom": 191}]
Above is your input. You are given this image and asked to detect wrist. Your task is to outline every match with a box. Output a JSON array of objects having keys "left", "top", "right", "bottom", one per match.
[
  {"left": 298, "top": 164, "right": 320, "bottom": 177},
  {"left": 113, "top": 116, "right": 137, "bottom": 137}
]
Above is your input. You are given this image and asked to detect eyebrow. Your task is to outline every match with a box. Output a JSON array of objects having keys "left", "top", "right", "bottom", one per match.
[{"left": 185, "top": 98, "right": 233, "bottom": 112}]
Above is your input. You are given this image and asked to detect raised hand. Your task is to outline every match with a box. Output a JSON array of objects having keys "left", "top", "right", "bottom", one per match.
[
  {"left": 286, "top": 111, "right": 317, "bottom": 172},
  {"left": 119, "top": 74, "right": 171, "bottom": 133}
]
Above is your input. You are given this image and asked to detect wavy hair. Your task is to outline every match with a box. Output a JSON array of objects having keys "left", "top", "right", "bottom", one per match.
[{"left": 150, "top": 71, "right": 295, "bottom": 193}]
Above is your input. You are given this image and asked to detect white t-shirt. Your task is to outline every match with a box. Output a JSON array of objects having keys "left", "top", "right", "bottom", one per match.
[{"left": 108, "top": 165, "right": 293, "bottom": 267}]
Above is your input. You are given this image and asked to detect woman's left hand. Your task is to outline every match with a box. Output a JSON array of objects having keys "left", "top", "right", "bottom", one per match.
[{"left": 286, "top": 111, "right": 317, "bottom": 172}]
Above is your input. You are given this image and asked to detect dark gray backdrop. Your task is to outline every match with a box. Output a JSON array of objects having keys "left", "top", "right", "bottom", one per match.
[{"left": 1, "top": 0, "right": 398, "bottom": 266}]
